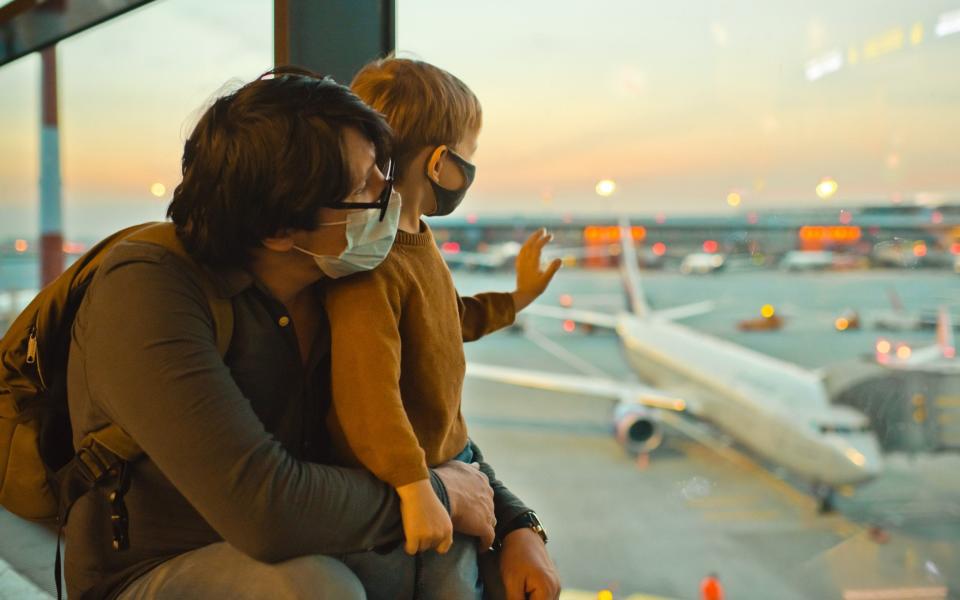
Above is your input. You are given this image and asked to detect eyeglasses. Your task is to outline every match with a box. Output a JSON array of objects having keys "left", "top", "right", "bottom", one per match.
[{"left": 326, "top": 159, "right": 396, "bottom": 222}]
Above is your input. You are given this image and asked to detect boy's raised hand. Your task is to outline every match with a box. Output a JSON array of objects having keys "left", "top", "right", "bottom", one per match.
[{"left": 512, "top": 228, "right": 562, "bottom": 313}]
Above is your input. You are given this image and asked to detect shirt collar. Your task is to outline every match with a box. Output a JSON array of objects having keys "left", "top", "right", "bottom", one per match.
[{"left": 206, "top": 264, "right": 256, "bottom": 298}]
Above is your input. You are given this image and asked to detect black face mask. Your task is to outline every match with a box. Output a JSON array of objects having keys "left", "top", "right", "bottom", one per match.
[{"left": 428, "top": 148, "right": 476, "bottom": 217}]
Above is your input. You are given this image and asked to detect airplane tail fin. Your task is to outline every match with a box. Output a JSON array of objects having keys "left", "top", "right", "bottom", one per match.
[
  {"left": 618, "top": 216, "right": 650, "bottom": 317},
  {"left": 937, "top": 306, "right": 956, "bottom": 359}
]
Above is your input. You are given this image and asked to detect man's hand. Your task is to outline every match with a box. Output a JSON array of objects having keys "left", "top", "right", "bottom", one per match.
[
  {"left": 500, "top": 527, "right": 561, "bottom": 600},
  {"left": 512, "top": 228, "right": 562, "bottom": 313},
  {"left": 433, "top": 461, "right": 496, "bottom": 550},
  {"left": 396, "top": 479, "right": 454, "bottom": 555}
]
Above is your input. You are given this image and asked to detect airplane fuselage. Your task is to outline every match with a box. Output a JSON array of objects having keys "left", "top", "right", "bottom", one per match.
[{"left": 616, "top": 314, "right": 882, "bottom": 488}]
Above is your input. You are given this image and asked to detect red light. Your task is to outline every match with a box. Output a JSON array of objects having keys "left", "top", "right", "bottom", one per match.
[
  {"left": 932, "top": 211, "right": 944, "bottom": 225},
  {"left": 651, "top": 242, "right": 667, "bottom": 256},
  {"left": 441, "top": 242, "right": 461, "bottom": 254},
  {"left": 839, "top": 210, "right": 852, "bottom": 225},
  {"left": 951, "top": 243, "right": 960, "bottom": 255},
  {"left": 559, "top": 294, "right": 574, "bottom": 307},
  {"left": 945, "top": 347, "right": 957, "bottom": 359},
  {"left": 562, "top": 320, "right": 576, "bottom": 333},
  {"left": 703, "top": 240, "right": 719, "bottom": 253}
]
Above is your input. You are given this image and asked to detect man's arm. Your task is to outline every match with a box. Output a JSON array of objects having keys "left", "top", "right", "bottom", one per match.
[
  {"left": 468, "top": 440, "right": 531, "bottom": 542},
  {"left": 77, "top": 250, "right": 410, "bottom": 562}
]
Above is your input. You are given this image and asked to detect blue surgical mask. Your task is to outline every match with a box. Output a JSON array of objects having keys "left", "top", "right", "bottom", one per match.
[{"left": 294, "top": 189, "right": 402, "bottom": 279}]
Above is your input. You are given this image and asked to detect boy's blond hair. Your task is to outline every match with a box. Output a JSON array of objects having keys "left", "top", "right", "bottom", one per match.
[{"left": 351, "top": 58, "right": 481, "bottom": 181}]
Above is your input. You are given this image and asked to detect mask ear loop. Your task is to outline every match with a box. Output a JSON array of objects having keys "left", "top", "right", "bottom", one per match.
[
  {"left": 291, "top": 219, "right": 349, "bottom": 257},
  {"left": 426, "top": 145, "right": 448, "bottom": 186}
]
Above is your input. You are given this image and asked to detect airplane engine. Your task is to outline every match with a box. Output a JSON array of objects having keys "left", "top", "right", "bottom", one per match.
[{"left": 613, "top": 404, "right": 663, "bottom": 454}]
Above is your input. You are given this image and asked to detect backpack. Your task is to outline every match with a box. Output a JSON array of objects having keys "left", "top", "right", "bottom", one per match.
[{"left": 0, "top": 222, "right": 233, "bottom": 534}]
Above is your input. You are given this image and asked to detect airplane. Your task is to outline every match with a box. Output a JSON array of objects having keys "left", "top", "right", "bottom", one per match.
[
  {"left": 874, "top": 307, "right": 958, "bottom": 373},
  {"left": 845, "top": 288, "right": 960, "bottom": 332},
  {"left": 679, "top": 252, "right": 725, "bottom": 274},
  {"left": 779, "top": 250, "right": 835, "bottom": 272},
  {"left": 467, "top": 218, "right": 883, "bottom": 512},
  {"left": 441, "top": 240, "right": 523, "bottom": 270}
]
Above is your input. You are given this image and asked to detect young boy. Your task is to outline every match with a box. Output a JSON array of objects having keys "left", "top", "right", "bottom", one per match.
[{"left": 322, "top": 58, "right": 561, "bottom": 599}]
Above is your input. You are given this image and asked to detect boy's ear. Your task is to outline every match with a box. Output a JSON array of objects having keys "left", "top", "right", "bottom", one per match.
[
  {"left": 426, "top": 145, "right": 447, "bottom": 184},
  {"left": 262, "top": 230, "right": 296, "bottom": 252}
]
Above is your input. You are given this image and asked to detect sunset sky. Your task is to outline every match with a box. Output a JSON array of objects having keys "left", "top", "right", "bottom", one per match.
[{"left": 1, "top": 0, "right": 959, "bottom": 238}]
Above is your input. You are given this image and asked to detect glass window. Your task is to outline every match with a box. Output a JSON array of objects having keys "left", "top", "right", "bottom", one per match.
[{"left": 399, "top": 2, "right": 960, "bottom": 598}]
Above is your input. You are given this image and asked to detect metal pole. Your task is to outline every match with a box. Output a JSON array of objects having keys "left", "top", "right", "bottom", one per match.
[
  {"left": 274, "top": 0, "right": 394, "bottom": 85},
  {"left": 40, "top": 45, "right": 63, "bottom": 286}
]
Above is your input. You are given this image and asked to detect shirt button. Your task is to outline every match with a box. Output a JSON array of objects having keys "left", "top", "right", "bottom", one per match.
[{"left": 278, "top": 316, "right": 291, "bottom": 327}]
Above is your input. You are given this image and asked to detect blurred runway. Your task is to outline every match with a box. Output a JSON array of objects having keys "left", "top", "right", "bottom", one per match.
[{"left": 457, "top": 267, "right": 960, "bottom": 599}]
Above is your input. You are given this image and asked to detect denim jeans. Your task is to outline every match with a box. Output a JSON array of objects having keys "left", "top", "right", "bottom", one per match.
[{"left": 340, "top": 443, "right": 483, "bottom": 600}]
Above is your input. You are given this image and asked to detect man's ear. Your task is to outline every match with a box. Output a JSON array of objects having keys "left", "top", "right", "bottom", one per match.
[
  {"left": 426, "top": 145, "right": 447, "bottom": 184},
  {"left": 262, "top": 230, "right": 296, "bottom": 252}
]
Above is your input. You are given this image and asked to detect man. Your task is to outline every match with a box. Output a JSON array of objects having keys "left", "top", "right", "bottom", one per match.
[{"left": 65, "top": 67, "right": 560, "bottom": 599}]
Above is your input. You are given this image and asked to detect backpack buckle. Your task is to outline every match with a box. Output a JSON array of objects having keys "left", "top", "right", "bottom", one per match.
[{"left": 108, "top": 462, "right": 131, "bottom": 551}]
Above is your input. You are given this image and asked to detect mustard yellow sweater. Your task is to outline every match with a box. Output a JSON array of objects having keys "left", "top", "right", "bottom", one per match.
[{"left": 324, "top": 222, "right": 516, "bottom": 487}]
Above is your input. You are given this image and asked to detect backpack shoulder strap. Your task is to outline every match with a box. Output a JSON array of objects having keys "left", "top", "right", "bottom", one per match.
[
  {"left": 84, "top": 424, "right": 142, "bottom": 462},
  {"left": 76, "top": 223, "right": 235, "bottom": 465},
  {"left": 123, "top": 223, "right": 234, "bottom": 357}
]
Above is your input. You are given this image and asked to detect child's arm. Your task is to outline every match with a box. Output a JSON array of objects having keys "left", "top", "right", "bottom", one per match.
[
  {"left": 458, "top": 291, "right": 516, "bottom": 342},
  {"left": 459, "top": 228, "right": 561, "bottom": 341},
  {"left": 325, "top": 270, "right": 452, "bottom": 553}
]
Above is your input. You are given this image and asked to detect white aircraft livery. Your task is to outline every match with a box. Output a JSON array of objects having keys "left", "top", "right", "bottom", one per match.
[{"left": 467, "top": 218, "right": 884, "bottom": 511}]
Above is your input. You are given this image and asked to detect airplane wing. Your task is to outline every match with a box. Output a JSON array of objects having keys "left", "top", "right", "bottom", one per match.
[
  {"left": 524, "top": 300, "right": 715, "bottom": 328},
  {"left": 466, "top": 362, "right": 691, "bottom": 413},
  {"left": 523, "top": 304, "right": 620, "bottom": 329},
  {"left": 651, "top": 300, "right": 716, "bottom": 321}
]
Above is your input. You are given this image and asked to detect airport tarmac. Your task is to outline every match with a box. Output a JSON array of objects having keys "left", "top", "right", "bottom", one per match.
[{"left": 456, "top": 267, "right": 960, "bottom": 599}]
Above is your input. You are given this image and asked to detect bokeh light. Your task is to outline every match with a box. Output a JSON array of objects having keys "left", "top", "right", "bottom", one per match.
[
  {"left": 816, "top": 177, "right": 838, "bottom": 200},
  {"left": 595, "top": 179, "right": 617, "bottom": 197}
]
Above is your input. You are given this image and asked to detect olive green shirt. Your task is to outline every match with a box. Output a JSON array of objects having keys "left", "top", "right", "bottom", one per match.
[{"left": 65, "top": 238, "right": 529, "bottom": 599}]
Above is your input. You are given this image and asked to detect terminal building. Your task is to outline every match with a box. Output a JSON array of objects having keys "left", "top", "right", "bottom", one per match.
[{"left": 429, "top": 203, "right": 960, "bottom": 269}]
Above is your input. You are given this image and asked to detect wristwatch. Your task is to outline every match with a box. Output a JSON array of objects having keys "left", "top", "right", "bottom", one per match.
[{"left": 494, "top": 511, "right": 548, "bottom": 550}]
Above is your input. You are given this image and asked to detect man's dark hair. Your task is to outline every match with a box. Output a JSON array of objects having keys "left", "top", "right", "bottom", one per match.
[{"left": 167, "top": 66, "right": 392, "bottom": 267}]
